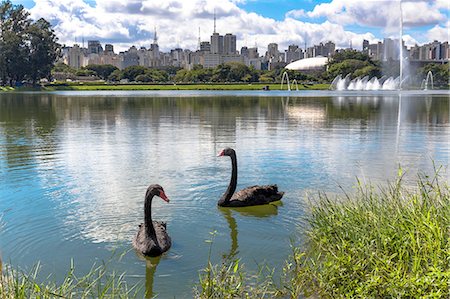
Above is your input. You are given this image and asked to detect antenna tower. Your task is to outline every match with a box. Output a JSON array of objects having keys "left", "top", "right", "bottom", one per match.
[
  {"left": 213, "top": 9, "right": 216, "bottom": 33},
  {"left": 153, "top": 26, "right": 158, "bottom": 44}
]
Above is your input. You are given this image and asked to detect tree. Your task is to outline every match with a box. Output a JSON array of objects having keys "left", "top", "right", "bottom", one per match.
[
  {"left": 84, "top": 64, "right": 118, "bottom": 80},
  {"left": 108, "top": 69, "right": 122, "bottom": 82},
  {"left": 0, "top": 0, "right": 30, "bottom": 85},
  {"left": 135, "top": 74, "right": 152, "bottom": 82},
  {"left": 52, "top": 62, "right": 76, "bottom": 74},
  {"left": 28, "top": 18, "right": 60, "bottom": 84},
  {"left": 0, "top": 0, "right": 60, "bottom": 86},
  {"left": 122, "top": 65, "right": 147, "bottom": 81},
  {"left": 418, "top": 63, "right": 449, "bottom": 88},
  {"left": 326, "top": 49, "right": 381, "bottom": 80}
]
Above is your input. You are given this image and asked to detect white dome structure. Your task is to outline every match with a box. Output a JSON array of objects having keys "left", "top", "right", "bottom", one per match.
[{"left": 285, "top": 56, "right": 328, "bottom": 71}]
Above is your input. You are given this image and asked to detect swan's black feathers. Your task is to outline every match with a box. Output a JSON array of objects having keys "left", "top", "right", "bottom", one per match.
[
  {"left": 227, "top": 184, "right": 284, "bottom": 207},
  {"left": 133, "top": 221, "right": 171, "bottom": 257}
]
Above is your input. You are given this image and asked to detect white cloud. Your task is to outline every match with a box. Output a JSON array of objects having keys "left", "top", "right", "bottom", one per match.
[
  {"left": 307, "top": 0, "right": 448, "bottom": 31},
  {"left": 427, "top": 20, "right": 450, "bottom": 42},
  {"left": 28, "top": 0, "right": 447, "bottom": 54},
  {"left": 285, "top": 9, "right": 306, "bottom": 19}
]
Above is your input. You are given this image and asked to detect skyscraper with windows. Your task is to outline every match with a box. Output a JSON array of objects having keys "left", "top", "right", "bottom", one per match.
[
  {"left": 224, "top": 33, "right": 236, "bottom": 55},
  {"left": 211, "top": 33, "right": 224, "bottom": 54}
]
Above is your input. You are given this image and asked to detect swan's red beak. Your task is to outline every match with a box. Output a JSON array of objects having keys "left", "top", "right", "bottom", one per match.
[
  {"left": 217, "top": 149, "right": 225, "bottom": 157},
  {"left": 159, "top": 190, "right": 170, "bottom": 203}
]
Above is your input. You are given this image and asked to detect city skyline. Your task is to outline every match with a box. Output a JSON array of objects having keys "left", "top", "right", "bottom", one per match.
[{"left": 12, "top": 0, "right": 449, "bottom": 53}]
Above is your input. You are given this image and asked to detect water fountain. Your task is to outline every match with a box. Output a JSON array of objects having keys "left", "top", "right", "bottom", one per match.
[
  {"left": 330, "top": 0, "right": 408, "bottom": 91},
  {"left": 280, "top": 71, "right": 291, "bottom": 91},
  {"left": 330, "top": 75, "right": 401, "bottom": 90},
  {"left": 291, "top": 79, "right": 299, "bottom": 91},
  {"left": 422, "top": 71, "right": 434, "bottom": 90}
]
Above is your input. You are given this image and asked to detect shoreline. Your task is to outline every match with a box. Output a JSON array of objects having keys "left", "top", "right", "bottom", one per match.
[{"left": 1, "top": 83, "right": 330, "bottom": 92}]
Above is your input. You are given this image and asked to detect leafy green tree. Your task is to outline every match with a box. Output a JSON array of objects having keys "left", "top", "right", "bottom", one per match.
[
  {"left": 326, "top": 49, "right": 381, "bottom": 80},
  {"left": 144, "top": 68, "right": 168, "bottom": 82},
  {"left": 0, "top": 0, "right": 60, "bottom": 86},
  {"left": 0, "top": 0, "right": 30, "bottom": 85},
  {"left": 212, "top": 64, "right": 231, "bottom": 82},
  {"left": 84, "top": 64, "right": 118, "bottom": 80},
  {"left": 108, "top": 69, "right": 122, "bottom": 81},
  {"left": 174, "top": 69, "right": 188, "bottom": 82},
  {"left": 135, "top": 74, "right": 152, "bottom": 82},
  {"left": 52, "top": 62, "right": 76, "bottom": 74},
  {"left": 174, "top": 67, "right": 212, "bottom": 82},
  {"left": 75, "top": 69, "right": 96, "bottom": 77},
  {"left": 353, "top": 65, "right": 382, "bottom": 79},
  {"left": 28, "top": 18, "right": 60, "bottom": 84},
  {"left": 330, "top": 50, "right": 371, "bottom": 64},
  {"left": 418, "top": 63, "right": 449, "bottom": 88},
  {"left": 122, "top": 65, "right": 147, "bottom": 81}
]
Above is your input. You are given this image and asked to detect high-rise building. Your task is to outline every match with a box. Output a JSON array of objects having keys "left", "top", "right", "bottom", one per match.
[
  {"left": 121, "top": 46, "right": 139, "bottom": 68},
  {"left": 285, "top": 44, "right": 303, "bottom": 63},
  {"left": 104, "top": 44, "right": 114, "bottom": 54},
  {"left": 241, "top": 46, "right": 249, "bottom": 57},
  {"left": 224, "top": 33, "right": 236, "bottom": 55},
  {"left": 200, "top": 41, "right": 211, "bottom": 52},
  {"left": 266, "top": 43, "right": 279, "bottom": 58},
  {"left": 362, "top": 40, "right": 369, "bottom": 54},
  {"left": 66, "top": 44, "right": 86, "bottom": 69},
  {"left": 211, "top": 33, "right": 224, "bottom": 54},
  {"left": 383, "top": 38, "right": 397, "bottom": 61},
  {"left": 248, "top": 47, "right": 259, "bottom": 59},
  {"left": 87, "top": 40, "right": 103, "bottom": 54}
]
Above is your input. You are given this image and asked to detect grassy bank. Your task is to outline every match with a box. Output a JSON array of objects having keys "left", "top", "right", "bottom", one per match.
[
  {"left": 2, "top": 170, "right": 449, "bottom": 298},
  {"left": 0, "top": 261, "right": 139, "bottom": 298},
  {"left": 291, "top": 170, "right": 450, "bottom": 298},
  {"left": 197, "top": 169, "right": 450, "bottom": 298},
  {"left": 1, "top": 82, "right": 330, "bottom": 92}
]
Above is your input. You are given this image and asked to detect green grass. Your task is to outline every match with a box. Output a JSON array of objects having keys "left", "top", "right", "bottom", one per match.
[
  {"left": 0, "top": 259, "right": 141, "bottom": 299},
  {"left": 41, "top": 82, "right": 330, "bottom": 91},
  {"left": 194, "top": 232, "right": 278, "bottom": 299},
  {"left": 0, "top": 82, "right": 330, "bottom": 91},
  {"left": 286, "top": 168, "right": 450, "bottom": 298}
]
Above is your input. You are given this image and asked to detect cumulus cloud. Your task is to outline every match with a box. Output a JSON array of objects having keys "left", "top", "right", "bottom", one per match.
[
  {"left": 427, "top": 20, "right": 450, "bottom": 42},
  {"left": 307, "top": 0, "right": 447, "bottom": 30},
  {"left": 28, "top": 0, "right": 448, "bottom": 53},
  {"left": 285, "top": 9, "right": 306, "bottom": 19}
]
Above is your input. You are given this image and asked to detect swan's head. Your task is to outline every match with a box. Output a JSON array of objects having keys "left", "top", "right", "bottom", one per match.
[
  {"left": 147, "top": 184, "right": 170, "bottom": 203},
  {"left": 217, "top": 147, "right": 235, "bottom": 157}
]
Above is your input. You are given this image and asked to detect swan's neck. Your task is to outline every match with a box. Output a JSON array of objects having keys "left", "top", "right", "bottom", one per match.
[
  {"left": 144, "top": 194, "right": 156, "bottom": 238},
  {"left": 219, "top": 152, "right": 237, "bottom": 205}
]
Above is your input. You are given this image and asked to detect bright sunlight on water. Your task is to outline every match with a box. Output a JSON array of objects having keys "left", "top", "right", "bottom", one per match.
[{"left": 0, "top": 91, "right": 449, "bottom": 297}]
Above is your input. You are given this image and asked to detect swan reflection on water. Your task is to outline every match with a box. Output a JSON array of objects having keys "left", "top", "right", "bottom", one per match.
[
  {"left": 219, "top": 201, "right": 282, "bottom": 260},
  {"left": 133, "top": 253, "right": 161, "bottom": 299}
]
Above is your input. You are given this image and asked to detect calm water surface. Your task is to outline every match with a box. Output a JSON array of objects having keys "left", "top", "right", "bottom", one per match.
[{"left": 0, "top": 91, "right": 449, "bottom": 297}]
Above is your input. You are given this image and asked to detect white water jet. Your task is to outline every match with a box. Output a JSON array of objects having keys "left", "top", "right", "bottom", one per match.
[
  {"left": 291, "top": 79, "right": 299, "bottom": 91},
  {"left": 281, "top": 71, "right": 291, "bottom": 91},
  {"left": 424, "top": 71, "right": 434, "bottom": 90},
  {"left": 330, "top": 74, "right": 400, "bottom": 90}
]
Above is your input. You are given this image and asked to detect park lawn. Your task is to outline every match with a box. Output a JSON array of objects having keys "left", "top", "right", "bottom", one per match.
[{"left": 39, "top": 82, "right": 330, "bottom": 91}]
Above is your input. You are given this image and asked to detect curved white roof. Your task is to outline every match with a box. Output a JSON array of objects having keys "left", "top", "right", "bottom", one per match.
[{"left": 285, "top": 56, "right": 328, "bottom": 71}]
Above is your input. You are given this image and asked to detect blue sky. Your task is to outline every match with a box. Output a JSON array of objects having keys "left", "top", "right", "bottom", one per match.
[{"left": 11, "top": 0, "right": 450, "bottom": 52}]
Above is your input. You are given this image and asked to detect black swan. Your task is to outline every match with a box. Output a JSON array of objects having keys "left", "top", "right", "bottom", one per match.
[
  {"left": 133, "top": 184, "right": 171, "bottom": 257},
  {"left": 217, "top": 147, "right": 284, "bottom": 207}
]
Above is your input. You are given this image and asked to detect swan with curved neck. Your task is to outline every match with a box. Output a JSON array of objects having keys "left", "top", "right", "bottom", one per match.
[
  {"left": 133, "top": 184, "right": 171, "bottom": 257},
  {"left": 217, "top": 147, "right": 284, "bottom": 207}
]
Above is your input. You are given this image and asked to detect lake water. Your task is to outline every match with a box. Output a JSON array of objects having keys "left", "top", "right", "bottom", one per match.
[{"left": 0, "top": 91, "right": 449, "bottom": 297}]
